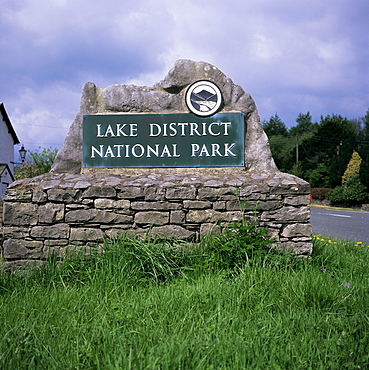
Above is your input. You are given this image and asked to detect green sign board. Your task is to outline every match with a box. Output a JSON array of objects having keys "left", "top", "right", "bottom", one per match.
[{"left": 82, "top": 112, "right": 244, "bottom": 168}]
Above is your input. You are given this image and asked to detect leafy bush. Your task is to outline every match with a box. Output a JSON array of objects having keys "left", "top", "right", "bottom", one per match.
[
  {"left": 311, "top": 188, "right": 331, "bottom": 201},
  {"left": 15, "top": 147, "right": 58, "bottom": 179},
  {"left": 327, "top": 176, "right": 368, "bottom": 206},
  {"left": 305, "top": 162, "right": 331, "bottom": 188},
  {"left": 200, "top": 188, "right": 280, "bottom": 271},
  {"left": 203, "top": 218, "right": 276, "bottom": 270}
]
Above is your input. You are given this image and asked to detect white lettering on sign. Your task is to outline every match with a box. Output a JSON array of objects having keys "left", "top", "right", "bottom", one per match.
[
  {"left": 91, "top": 144, "right": 181, "bottom": 158},
  {"left": 148, "top": 122, "right": 231, "bottom": 137},
  {"left": 97, "top": 123, "right": 138, "bottom": 137},
  {"left": 190, "top": 143, "right": 237, "bottom": 157}
]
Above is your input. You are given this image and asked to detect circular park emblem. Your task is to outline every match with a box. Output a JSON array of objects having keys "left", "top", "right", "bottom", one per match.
[{"left": 185, "top": 80, "right": 223, "bottom": 117}]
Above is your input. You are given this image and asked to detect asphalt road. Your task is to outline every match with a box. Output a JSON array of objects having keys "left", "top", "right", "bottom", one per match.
[{"left": 310, "top": 207, "right": 369, "bottom": 244}]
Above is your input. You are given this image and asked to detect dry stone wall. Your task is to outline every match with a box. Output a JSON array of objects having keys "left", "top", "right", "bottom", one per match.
[
  {"left": 1, "top": 171, "right": 312, "bottom": 271},
  {"left": 0, "top": 200, "right": 3, "bottom": 259},
  {"left": 0, "top": 200, "right": 3, "bottom": 227}
]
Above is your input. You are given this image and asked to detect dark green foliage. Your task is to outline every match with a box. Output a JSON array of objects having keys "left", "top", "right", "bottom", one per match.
[
  {"left": 304, "top": 114, "right": 357, "bottom": 188},
  {"left": 203, "top": 220, "right": 275, "bottom": 270},
  {"left": 358, "top": 148, "right": 369, "bottom": 188},
  {"left": 262, "top": 113, "right": 288, "bottom": 137},
  {"left": 289, "top": 111, "right": 316, "bottom": 136},
  {"left": 357, "top": 110, "right": 369, "bottom": 188},
  {"left": 305, "top": 161, "right": 331, "bottom": 188},
  {"left": 361, "top": 109, "right": 369, "bottom": 139},
  {"left": 314, "top": 114, "right": 356, "bottom": 149},
  {"left": 264, "top": 110, "right": 369, "bottom": 204},
  {"left": 287, "top": 162, "right": 303, "bottom": 178},
  {"left": 267, "top": 135, "right": 295, "bottom": 171},
  {"left": 327, "top": 176, "right": 368, "bottom": 206}
]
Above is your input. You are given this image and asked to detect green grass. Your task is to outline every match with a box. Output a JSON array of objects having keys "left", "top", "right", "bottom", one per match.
[{"left": 0, "top": 234, "right": 369, "bottom": 369}]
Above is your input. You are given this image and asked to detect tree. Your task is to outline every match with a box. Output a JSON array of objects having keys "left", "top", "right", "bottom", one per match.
[
  {"left": 288, "top": 112, "right": 317, "bottom": 179},
  {"left": 328, "top": 149, "right": 368, "bottom": 206},
  {"left": 289, "top": 112, "right": 316, "bottom": 136},
  {"left": 305, "top": 162, "right": 331, "bottom": 188},
  {"left": 267, "top": 135, "right": 295, "bottom": 171},
  {"left": 362, "top": 109, "right": 369, "bottom": 139},
  {"left": 262, "top": 114, "right": 288, "bottom": 137},
  {"left": 14, "top": 147, "right": 58, "bottom": 180},
  {"left": 262, "top": 114, "right": 293, "bottom": 171},
  {"left": 357, "top": 109, "right": 369, "bottom": 188},
  {"left": 299, "top": 114, "right": 357, "bottom": 188},
  {"left": 342, "top": 150, "right": 362, "bottom": 184}
]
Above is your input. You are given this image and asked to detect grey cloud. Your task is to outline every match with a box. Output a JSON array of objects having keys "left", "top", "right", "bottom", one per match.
[{"left": 0, "top": 0, "right": 368, "bottom": 149}]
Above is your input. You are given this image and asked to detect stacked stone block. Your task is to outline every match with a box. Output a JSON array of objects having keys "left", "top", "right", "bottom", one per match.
[
  {"left": 0, "top": 200, "right": 3, "bottom": 258},
  {"left": 1, "top": 171, "right": 312, "bottom": 271}
]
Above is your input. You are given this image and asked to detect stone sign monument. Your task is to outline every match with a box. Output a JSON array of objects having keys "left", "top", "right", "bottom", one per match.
[{"left": 1, "top": 59, "right": 312, "bottom": 271}]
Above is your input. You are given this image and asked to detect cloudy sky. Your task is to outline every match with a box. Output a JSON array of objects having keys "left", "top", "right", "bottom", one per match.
[{"left": 1, "top": 0, "right": 368, "bottom": 156}]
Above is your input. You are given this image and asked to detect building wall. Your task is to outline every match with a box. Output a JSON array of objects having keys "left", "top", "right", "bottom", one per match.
[
  {"left": 0, "top": 116, "right": 15, "bottom": 175},
  {"left": 0, "top": 168, "right": 13, "bottom": 199}
]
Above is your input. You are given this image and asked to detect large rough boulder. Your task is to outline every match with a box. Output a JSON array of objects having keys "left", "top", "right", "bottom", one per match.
[{"left": 52, "top": 59, "right": 277, "bottom": 174}]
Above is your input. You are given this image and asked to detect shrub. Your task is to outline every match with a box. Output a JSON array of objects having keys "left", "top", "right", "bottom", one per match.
[
  {"left": 327, "top": 176, "right": 368, "bottom": 206},
  {"left": 311, "top": 188, "right": 331, "bottom": 201},
  {"left": 15, "top": 147, "right": 58, "bottom": 179},
  {"left": 203, "top": 218, "right": 276, "bottom": 271},
  {"left": 305, "top": 162, "right": 331, "bottom": 188}
]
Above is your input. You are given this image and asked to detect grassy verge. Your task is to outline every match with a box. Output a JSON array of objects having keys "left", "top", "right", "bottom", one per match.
[
  {"left": 0, "top": 233, "right": 368, "bottom": 369},
  {"left": 310, "top": 203, "right": 367, "bottom": 212}
]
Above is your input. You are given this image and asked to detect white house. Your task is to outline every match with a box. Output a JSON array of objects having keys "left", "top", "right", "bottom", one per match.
[{"left": 0, "top": 102, "right": 20, "bottom": 199}]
